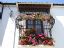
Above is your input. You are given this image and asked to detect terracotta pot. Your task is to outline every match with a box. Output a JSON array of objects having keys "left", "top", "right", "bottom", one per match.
[
  {"left": 47, "top": 41, "right": 53, "bottom": 46},
  {"left": 21, "top": 39, "right": 28, "bottom": 45}
]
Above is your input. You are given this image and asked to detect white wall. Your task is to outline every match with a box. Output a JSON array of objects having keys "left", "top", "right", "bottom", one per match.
[
  {"left": 51, "top": 6, "right": 64, "bottom": 16},
  {"left": 51, "top": 6, "right": 64, "bottom": 48},
  {"left": 0, "top": 19, "right": 2, "bottom": 48},
  {"left": 0, "top": 6, "right": 3, "bottom": 46},
  {"left": 0, "top": 5, "right": 18, "bottom": 48}
]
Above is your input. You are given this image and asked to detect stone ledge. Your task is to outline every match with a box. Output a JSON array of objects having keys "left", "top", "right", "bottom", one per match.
[{"left": 18, "top": 45, "right": 54, "bottom": 48}]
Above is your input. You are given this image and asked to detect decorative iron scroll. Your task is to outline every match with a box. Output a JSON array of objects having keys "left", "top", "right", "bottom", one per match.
[{"left": 16, "top": 12, "right": 55, "bottom": 46}]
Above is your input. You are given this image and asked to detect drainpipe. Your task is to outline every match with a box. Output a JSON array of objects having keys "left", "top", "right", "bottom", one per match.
[{"left": 0, "top": 2, "right": 4, "bottom": 19}]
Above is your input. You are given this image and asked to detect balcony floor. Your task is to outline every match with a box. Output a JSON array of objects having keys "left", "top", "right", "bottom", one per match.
[{"left": 18, "top": 45, "right": 54, "bottom": 48}]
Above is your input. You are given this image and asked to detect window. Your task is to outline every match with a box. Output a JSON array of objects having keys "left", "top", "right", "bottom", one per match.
[
  {"left": 26, "top": 19, "right": 33, "bottom": 29},
  {"left": 43, "top": 20, "right": 52, "bottom": 37},
  {"left": 26, "top": 19, "right": 43, "bottom": 34},
  {"left": 35, "top": 19, "right": 43, "bottom": 34}
]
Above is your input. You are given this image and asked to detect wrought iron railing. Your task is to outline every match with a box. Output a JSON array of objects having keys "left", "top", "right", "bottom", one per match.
[{"left": 16, "top": 12, "right": 55, "bottom": 46}]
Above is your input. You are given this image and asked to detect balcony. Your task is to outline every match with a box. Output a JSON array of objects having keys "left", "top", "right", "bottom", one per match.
[{"left": 16, "top": 12, "right": 55, "bottom": 48}]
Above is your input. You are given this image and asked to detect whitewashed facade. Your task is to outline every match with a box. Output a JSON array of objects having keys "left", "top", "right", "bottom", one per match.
[{"left": 0, "top": 2, "right": 64, "bottom": 48}]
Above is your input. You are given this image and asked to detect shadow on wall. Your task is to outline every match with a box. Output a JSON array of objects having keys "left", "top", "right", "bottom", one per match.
[
  {"left": 0, "top": 8, "right": 9, "bottom": 45},
  {"left": 52, "top": 16, "right": 64, "bottom": 48}
]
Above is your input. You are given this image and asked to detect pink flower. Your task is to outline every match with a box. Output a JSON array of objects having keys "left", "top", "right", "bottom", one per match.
[
  {"left": 32, "top": 39, "right": 38, "bottom": 45},
  {"left": 32, "top": 39, "right": 35, "bottom": 43},
  {"left": 38, "top": 34, "right": 45, "bottom": 38},
  {"left": 38, "top": 34, "right": 42, "bottom": 37},
  {"left": 29, "top": 36, "right": 32, "bottom": 41},
  {"left": 41, "top": 36, "right": 45, "bottom": 39}
]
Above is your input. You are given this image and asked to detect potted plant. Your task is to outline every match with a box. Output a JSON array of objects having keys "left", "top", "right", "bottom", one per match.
[{"left": 19, "top": 36, "right": 28, "bottom": 45}]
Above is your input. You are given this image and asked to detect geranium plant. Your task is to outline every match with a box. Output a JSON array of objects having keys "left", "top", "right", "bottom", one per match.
[{"left": 19, "top": 28, "right": 54, "bottom": 46}]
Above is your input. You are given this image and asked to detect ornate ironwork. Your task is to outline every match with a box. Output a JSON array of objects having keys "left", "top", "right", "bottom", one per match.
[{"left": 16, "top": 12, "right": 55, "bottom": 46}]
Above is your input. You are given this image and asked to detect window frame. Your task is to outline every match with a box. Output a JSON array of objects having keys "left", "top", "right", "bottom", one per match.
[{"left": 26, "top": 19, "right": 44, "bottom": 34}]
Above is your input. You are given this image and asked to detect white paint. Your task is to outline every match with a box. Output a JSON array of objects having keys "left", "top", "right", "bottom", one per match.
[
  {"left": 50, "top": 6, "right": 64, "bottom": 16},
  {"left": 51, "top": 16, "right": 64, "bottom": 48},
  {"left": 50, "top": 6, "right": 64, "bottom": 48},
  {"left": 2, "top": 17, "right": 15, "bottom": 48},
  {"left": 0, "top": 6, "right": 3, "bottom": 46},
  {"left": 0, "top": 20, "right": 2, "bottom": 45},
  {"left": 0, "top": 5, "right": 18, "bottom": 48}
]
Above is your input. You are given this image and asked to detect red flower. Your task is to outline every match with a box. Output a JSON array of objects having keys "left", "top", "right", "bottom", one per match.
[
  {"left": 45, "top": 40, "right": 49, "bottom": 43},
  {"left": 42, "top": 40, "right": 49, "bottom": 45},
  {"left": 36, "top": 35, "right": 39, "bottom": 38}
]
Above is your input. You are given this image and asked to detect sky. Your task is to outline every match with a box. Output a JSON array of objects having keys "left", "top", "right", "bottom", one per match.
[{"left": 0, "top": 0, "right": 64, "bottom": 3}]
